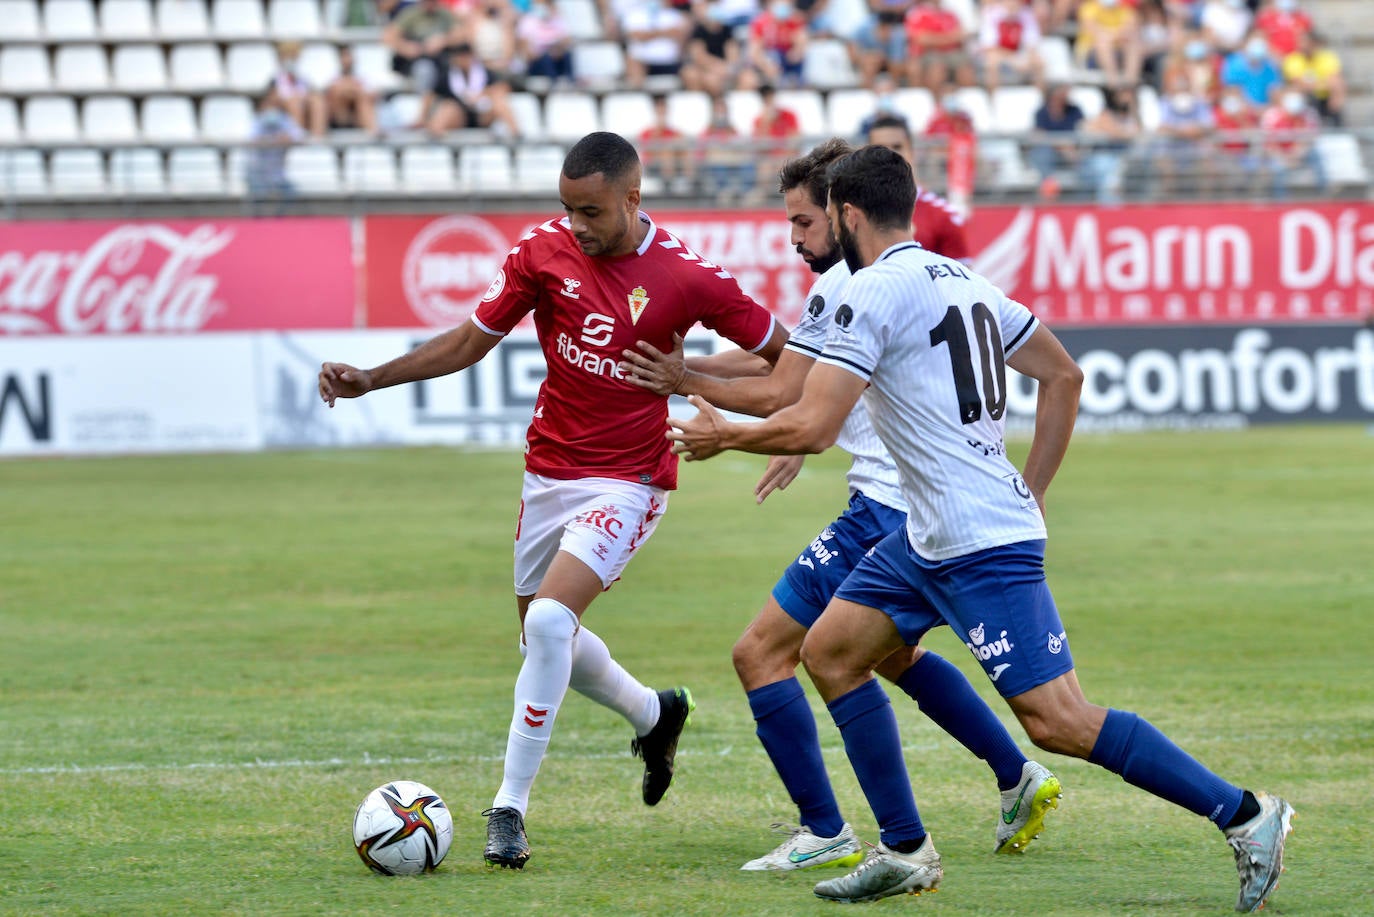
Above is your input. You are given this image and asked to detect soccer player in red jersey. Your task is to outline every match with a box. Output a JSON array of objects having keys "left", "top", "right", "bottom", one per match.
[
  {"left": 865, "top": 114, "right": 970, "bottom": 262},
  {"left": 319, "top": 132, "right": 786, "bottom": 870}
]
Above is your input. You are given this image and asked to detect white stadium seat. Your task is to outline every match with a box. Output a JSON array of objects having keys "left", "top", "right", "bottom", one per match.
[
  {"left": 0, "top": 0, "right": 42, "bottom": 40},
  {"left": 557, "top": 0, "right": 601, "bottom": 41},
  {"left": 1069, "top": 85, "right": 1104, "bottom": 121},
  {"left": 0, "top": 148, "right": 47, "bottom": 197},
  {"left": 990, "top": 85, "right": 1042, "bottom": 134},
  {"left": 298, "top": 41, "right": 340, "bottom": 88},
  {"left": 268, "top": 0, "right": 321, "bottom": 36},
  {"left": 24, "top": 96, "right": 81, "bottom": 143},
  {"left": 170, "top": 43, "right": 226, "bottom": 91},
  {"left": 891, "top": 87, "right": 934, "bottom": 131},
  {"left": 725, "top": 89, "right": 762, "bottom": 136},
  {"left": 54, "top": 45, "right": 111, "bottom": 92},
  {"left": 571, "top": 41, "right": 624, "bottom": 88},
  {"left": 1137, "top": 84, "right": 1161, "bottom": 131},
  {"left": 953, "top": 86, "right": 992, "bottom": 133},
  {"left": 544, "top": 91, "right": 599, "bottom": 142},
  {"left": 81, "top": 96, "right": 140, "bottom": 142},
  {"left": 382, "top": 92, "right": 421, "bottom": 131},
  {"left": 284, "top": 144, "right": 341, "bottom": 193},
  {"left": 343, "top": 145, "right": 398, "bottom": 192},
  {"left": 666, "top": 90, "right": 710, "bottom": 135},
  {"left": 0, "top": 44, "right": 52, "bottom": 93},
  {"left": 802, "top": 38, "right": 858, "bottom": 89},
  {"left": 777, "top": 88, "right": 826, "bottom": 136},
  {"left": 1038, "top": 35, "right": 1074, "bottom": 84},
  {"left": 225, "top": 42, "right": 277, "bottom": 91},
  {"left": 155, "top": 0, "right": 210, "bottom": 38},
  {"left": 350, "top": 41, "right": 401, "bottom": 92},
  {"left": 513, "top": 144, "right": 563, "bottom": 194},
  {"left": 43, "top": 0, "right": 98, "bottom": 39},
  {"left": 1316, "top": 133, "right": 1370, "bottom": 187},
  {"left": 200, "top": 94, "right": 255, "bottom": 142},
  {"left": 978, "top": 137, "right": 1038, "bottom": 192},
  {"left": 601, "top": 91, "right": 654, "bottom": 139},
  {"left": 508, "top": 91, "right": 543, "bottom": 139},
  {"left": 169, "top": 146, "right": 227, "bottom": 194},
  {"left": 212, "top": 0, "right": 267, "bottom": 38},
  {"left": 50, "top": 148, "right": 107, "bottom": 196},
  {"left": 100, "top": 0, "right": 155, "bottom": 39},
  {"left": 826, "top": 88, "right": 875, "bottom": 138},
  {"left": 399, "top": 144, "right": 456, "bottom": 192},
  {"left": 0, "top": 98, "right": 20, "bottom": 142},
  {"left": 109, "top": 147, "right": 167, "bottom": 195},
  {"left": 457, "top": 144, "right": 513, "bottom": 192},
  {"left": 112, "top": 43, "right": 169, "bottom": 91},
  {"left": 142, "top": 95, "right": 200, "bottom": 142}
]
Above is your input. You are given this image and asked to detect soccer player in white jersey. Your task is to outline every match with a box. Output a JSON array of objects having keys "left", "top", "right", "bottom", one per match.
[
  {"left": 621, "top": 138, "right": 1061, "bottom": 871},
  {"left": 665, "top": 145, "right": 1294, "bottom": 910},
  {"left": 318, "top": 132, "right": 787, "bottom": 870}
]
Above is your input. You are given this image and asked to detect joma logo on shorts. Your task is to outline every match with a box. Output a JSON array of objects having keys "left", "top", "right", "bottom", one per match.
[{"left": 797, "top": 527, "right": 838, "bottom": 569}]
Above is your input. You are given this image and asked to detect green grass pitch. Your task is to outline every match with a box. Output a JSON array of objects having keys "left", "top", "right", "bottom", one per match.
[{"left": 2, "top": 426, "right": 1371, "bottom": 915}]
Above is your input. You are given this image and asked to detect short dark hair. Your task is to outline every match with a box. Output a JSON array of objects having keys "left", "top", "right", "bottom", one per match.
[
  {"left": 826, "top": 145, "right": 914, "bottom": 231},
  {"left": 562, "top": 131, "right": 641, "bottom": 183},
  {"left": 866, "top": 113, "right": 911, "bottom": 139},
  {"left": 778, "top": 137, "right": 853, "bottom": 209}
]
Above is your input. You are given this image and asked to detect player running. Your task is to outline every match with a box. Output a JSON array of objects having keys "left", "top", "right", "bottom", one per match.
[
  {"left": 621, "top": 138, "right": 1060, "bottom": 871},
  {"left": 318, "top": 132, "right": 787, "bottom": 870},
  {"left": 665, "top": 145, "right": 1294, "bottom": 911}
]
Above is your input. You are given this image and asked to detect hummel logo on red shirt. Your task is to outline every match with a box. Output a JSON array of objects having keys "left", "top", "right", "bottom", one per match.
[{"left": 560, "top": 278, "right": 582, "bottom": 299}]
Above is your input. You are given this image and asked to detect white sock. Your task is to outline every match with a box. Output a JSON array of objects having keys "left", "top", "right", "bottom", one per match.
[
  {"left": 569, "top": 624, "right": 660, "bottom": 737},
  {"left": 491, "top": 598, "right": 578, "bottom": 815}
]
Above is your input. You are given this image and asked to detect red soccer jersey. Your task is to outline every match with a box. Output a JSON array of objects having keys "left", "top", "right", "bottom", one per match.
[
  {"left": 1255, "top": 9, "right": 1312, "bottom": 57},
  {"left": 905, "top": 7, "right": 964, "bottom": 55},
  {"left": 749, "top": 12, "right": 806, "bottom": 52},
  {"left": 912, "top": 187, "right": 969, "bottom": 261},
  {"left": 474, "top": 213, "right": 776, "bottom": 490}
]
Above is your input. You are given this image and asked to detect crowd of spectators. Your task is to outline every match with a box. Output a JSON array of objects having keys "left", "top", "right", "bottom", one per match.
[{"left": 244, "top": 0, "right": 1348, "bottom": 206}]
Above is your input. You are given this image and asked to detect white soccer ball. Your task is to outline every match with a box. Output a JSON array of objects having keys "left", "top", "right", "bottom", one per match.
[{"left": 352, "top": 780, "right": 454, "bottom": 875}]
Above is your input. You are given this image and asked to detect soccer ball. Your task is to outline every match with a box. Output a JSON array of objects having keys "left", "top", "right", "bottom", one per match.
[{"left": 352, "top": 780, "right": 454, "bottom": 875}]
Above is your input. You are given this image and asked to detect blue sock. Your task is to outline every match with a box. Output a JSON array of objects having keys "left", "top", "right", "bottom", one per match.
[
  {"left": 748, "top": 678, "right": 844, "bottom": 838},
  {"left": 827, "top": 679, "right": 925, "bottom": 849},
  {"left": 1089, "top": 709, "right": 1245, "bottom": 825},
  {"left": 895, "top": 652, "right": 1028, "bottom": 791}
]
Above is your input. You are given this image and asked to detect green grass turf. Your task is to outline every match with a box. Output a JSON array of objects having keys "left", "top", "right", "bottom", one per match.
[{"left": 1, "top": 426, "right": 1371, "bottom": 915}]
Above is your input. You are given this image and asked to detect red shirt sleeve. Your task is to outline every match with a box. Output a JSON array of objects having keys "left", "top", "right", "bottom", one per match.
[{"left": 472, "top": 231, "right": 543, "bottom": 334}]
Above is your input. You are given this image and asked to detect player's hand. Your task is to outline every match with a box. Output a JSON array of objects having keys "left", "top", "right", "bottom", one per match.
[
  {"left": 318, "top": 362, "right": 374, "bottom": 407},
  {"left": 754, "top": 454, "right": 803, "bottom": 504},
  {"left": 666, "top": 395, "right": 727, "bottom": 461},
  {"left": 620, "top": 333, "right": 687, "bottom": 396}
]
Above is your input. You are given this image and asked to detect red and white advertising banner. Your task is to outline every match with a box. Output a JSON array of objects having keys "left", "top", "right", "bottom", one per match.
[
  {"left": 0, "top": 218, "right": 355, "bottom": 335},
  {"left": 365, "top": 203, "right": 1374, "bottom": 330}
]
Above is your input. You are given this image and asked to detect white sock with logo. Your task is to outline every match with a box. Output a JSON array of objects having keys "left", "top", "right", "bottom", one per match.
[
  {"left": 569, "top": 624, "right": 660, "bottom": 737},
  {"left": 491, "top": 598, "right": 577, "bottom": 815}
]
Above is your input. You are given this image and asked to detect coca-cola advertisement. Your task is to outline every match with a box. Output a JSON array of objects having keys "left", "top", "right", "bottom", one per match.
[
  {"left": 365, "top": 203, "right": 1374, "bottom": 330},
  {"left": 0, "top": 219, "right": 355, "bottom": 335}
]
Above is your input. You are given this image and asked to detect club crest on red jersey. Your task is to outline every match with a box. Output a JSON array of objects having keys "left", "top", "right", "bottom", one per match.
[{"left": 628, "top": 285, "right": 650, "bottom": 324}]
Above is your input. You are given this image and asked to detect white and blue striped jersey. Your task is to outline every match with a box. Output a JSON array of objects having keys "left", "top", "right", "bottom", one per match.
[
  {"left": 818, "top": 242, "right": 1043, "bottom": 561},
  {"left": 785, "top": 261, "right": 907, "bottom": 513}
]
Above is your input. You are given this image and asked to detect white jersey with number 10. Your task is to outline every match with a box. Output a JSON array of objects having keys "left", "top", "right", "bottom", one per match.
[{"left": 818, "top": 242, "right": 1045, "bottom": 562}]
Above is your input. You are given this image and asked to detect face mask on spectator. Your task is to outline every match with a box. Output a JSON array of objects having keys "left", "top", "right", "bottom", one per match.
[
  {"left": 1275, "top": 0, "right": 1297, "bottom": 10},
  {"left": 1245, "top": 38, "right": 1269, "bottom": 60},
  {"left": 1221, "top": 94, "right": 1245, "bottom": 115},
  {"left": 1170, "top": 92, "right": 1195, "bottom": 113},
  {"left": 771, "top": 1, "right": 793, "bottom": 17},
  {"left": 1281, "top": 92, "right": 1306, "bottom": 115},
  {"left": 1099, "top": 0, "right": 1119, "bottom": 7},
  {"left": 1185, "top": 40, "right": 1210, "bottom": 61}
]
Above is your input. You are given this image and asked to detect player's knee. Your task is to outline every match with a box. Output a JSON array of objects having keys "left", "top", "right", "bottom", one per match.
[{"left": 524, "top": 597, "right": 579, "bottom": 642}]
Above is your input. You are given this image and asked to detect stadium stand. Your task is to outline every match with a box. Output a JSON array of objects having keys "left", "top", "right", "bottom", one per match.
[{"left": 0, "top": 0, "right": 1368, "bottom": 214}]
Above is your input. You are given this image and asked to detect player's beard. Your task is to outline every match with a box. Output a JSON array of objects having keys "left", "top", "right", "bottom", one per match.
[
  {"left": 837, "top": 219, "right": 864, "bottom": 274},
  {"left": 798, "top": 231, "right": 843, "bottom": 274}
]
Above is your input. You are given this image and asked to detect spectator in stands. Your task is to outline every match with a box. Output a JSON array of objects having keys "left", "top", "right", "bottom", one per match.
[
  {"left": 1080, "top": 84, "right": 1141, "bottom": 203},
  {"left": 1255, "top": 0, "right": 1312, "bottom": 57},
  {"left": 864, "top": 113, "right": 972, "bottom": 259},
  {"left": 745, "top": 0, "right": 810, "bottom": 88},
  {"left": 376, "top": 0, "right": 416, "bottom": 22},
  {"left": 639, "top": 92, "right": 694, "bottom": 193},
  {"left": 750, "top": 83, "right": 802, "bottom": 199},
  {"left": 857, "top": 70, "right": 903, "bottom": 136},
  {"left": 1137, "top": 0, "right": 1174, "bottom": 87},
  {"left": 1212, "top": 83, "right": 1264, "bottom": 189},
  {"left": 272, "top": 41, "right": 327, "bottom": 136},
  {"left": 977, "top": 0, "right": 1043, "bottom": 92},
  {"left": 385, "top": 0, "right": 467, "bottom": 122},
  {"left": 697, "top": 93, "right": 756, "bottom": 201},
  {"left": 1283, "top": 30, "right": 1344, "bottom": 126},
  {"left": 1200, "top": 0, "right": 1253, "bottom": 54},
  {"left": 620, "top": 0, "right": 692, "bottom": 89},
  {"left": 246, "top": 82, "right": 304, "bottom": 213},
  {"left": 1150, "top": 71, "right": 1216, "bottom": 194},
  {"left": 904, "top": 0, "right": 974, "bottom": 91},
  {"left": 851, "top": 1, "right": 914, "bottom": 89},
  {"left": 1220, "top": 33, "right": 1282, "bottom": 106},
  {"left": 1259, "top": 86, "right": 1326, "bottom": 197},
  {"left": 1161, "top": 32, "right": 1222, "bottom": 98},
  {"left": 324, "top": 46, "right": 381, "bottom": 136},
  {"left": 1028, "top": 82, "right": 1085, "bottom": 197},
  {"left": 517, "top": 0, "right": 574, "bottom": 84},
  {"left": 471, "top": 1, "right": 522, "bottom": 83},
  {"left": 682, "top": 1, "right": 756, "bottom": 95},
  {"left": 1075, "top": 0, "right": 1144, "bottom": 87},
  {"left": 426, "top": 42, "right": 521, "bottom": 138}
]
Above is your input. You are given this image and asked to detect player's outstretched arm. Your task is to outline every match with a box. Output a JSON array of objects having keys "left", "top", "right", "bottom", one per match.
[
  {"left": 1005, "top": 324, "right": 1084, "bottom": 514},
  {"left": 754, "top": 454, "right": 805, "bottom": 504},
  {"left": 624, "top": 341, "right": 816, "bottom": 418},
  {"left": 318, "top": 320, "right": 502, "bottom": 407},
  {"left": 667, "top": 362, "right": 865, "bottom": 460}
]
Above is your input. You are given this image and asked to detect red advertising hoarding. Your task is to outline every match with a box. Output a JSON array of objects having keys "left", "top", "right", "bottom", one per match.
[
  {"left": 365, "top": 203, "right": 1374, "bottom": 330},
  {"left": 0, "top": 218, "right": 355, "bottom": 335}
]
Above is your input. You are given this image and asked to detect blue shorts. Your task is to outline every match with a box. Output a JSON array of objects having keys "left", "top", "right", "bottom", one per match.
[
  {"left": 772, "top": 491, "right": 907, "bottom": 629},
  {"left": 834, "top": 532, "right": 1073, "bottom": 698}
]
